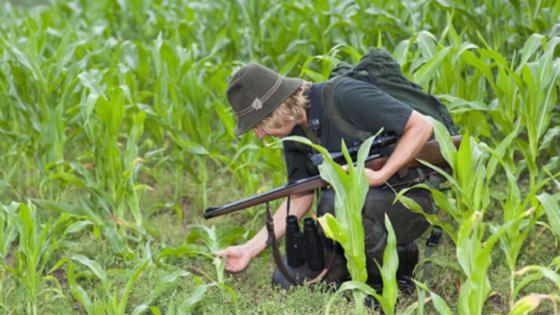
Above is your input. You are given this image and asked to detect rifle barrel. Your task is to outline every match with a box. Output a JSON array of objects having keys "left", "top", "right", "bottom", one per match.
[
  {"left": 203, "top": 152, "right": 383, "bottom": 219},
  {"left": 203, "top": 175, "right": 325, "bottom": 219},
  {"left": 203, "top": 135, "right": 461, "bottom": 220}
]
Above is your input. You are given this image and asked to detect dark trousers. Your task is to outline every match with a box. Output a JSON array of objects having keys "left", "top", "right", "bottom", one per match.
[
  {"left": 272, "top": 171, "right": 433, "bottom": 289},
  {"left": 272, "top": 239, "right": 420, "bottom": 290}
]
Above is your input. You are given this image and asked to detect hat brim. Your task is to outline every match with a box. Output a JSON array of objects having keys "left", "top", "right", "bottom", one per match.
[{"left": 234, "top": 77, "right": 303, "bottom": 136}]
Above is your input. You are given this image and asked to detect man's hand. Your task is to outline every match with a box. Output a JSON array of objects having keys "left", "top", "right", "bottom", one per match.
[
  {"left": 216, "top": 244, "right": 256, "bottom": 273},
  {"left": 364, "top": 168, "right": 387, "bottom": 187},
  {"left": 342, "top": 164, "right": 388, "bottom": 187},
  {"left": 216, "top": 193, "right": 314, "bottom": 273}
]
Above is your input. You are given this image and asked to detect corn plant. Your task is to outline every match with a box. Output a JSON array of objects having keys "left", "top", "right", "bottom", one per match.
[
  {"left": 149, "top": 281, "right": 216, "bottom": 315},
  {"left": 60, "top": 242, "right": 157, "bottom": 314},
  {"left": 79, "top": 77, "right": 149, "bottom": 227},
  {"left": 284, "top": 135, "right": 371, "bottom": 283},
  {"left": 509, "top": 293, "right": 560, "bottom": 315},
  {"left": 2, "top": 201, "right": 93, "bottom": 315},
  {"left": 58, "top": 240, "right": 218, "bottom": 314},
  {"left": 394, "top": 120, "right": 549, "bottom": 313},
  {"left": 418, "top": 31, "right": 560, "bottom": 305},
  {"left": 158, "top": 224, "right": 245, "bottom": 299},
  {"left": 35, "top": 194, "right": 131, "bottom": 256},
  {"left": 325, "top": 215, "right": 400, "bottom": 315},
  {"left": 284, "top": 134, "right": 402, "bottom": 313},
  {"left": 537, "top": 193, "right": 560, "bottom": 239},
  {"left": 456, "top": 211, "right": 534, "bottom": 315},
  {"left": 0, "top": 202, "right": 18, "bottom": 311},
  {"left": 0, "top": 203, "right": 18, "bottom": 263},
  {"left": 1, "top": 0, "right": 560, "bottom": 313},
  {"left": 512, "top": 256, "right": 560, "bottom": 314},
  {"left": 404, "top": 281, "right": 454, "bottom": 315}
]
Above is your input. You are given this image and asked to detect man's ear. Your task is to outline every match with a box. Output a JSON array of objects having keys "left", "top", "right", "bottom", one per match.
[{"left": 293, "top": 106, "right": 305, "bottom": 123}]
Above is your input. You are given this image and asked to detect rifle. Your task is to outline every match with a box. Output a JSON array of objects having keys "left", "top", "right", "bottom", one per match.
[{"left": 204, "top": 135, "right": 461, "bottom": 220}]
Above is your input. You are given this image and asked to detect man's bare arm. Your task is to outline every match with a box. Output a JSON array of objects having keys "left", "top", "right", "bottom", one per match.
[
  {"left": 365, "top": 111, "right": 433, "bottom": 186},
  {"left": 217, "top": 192, "right": 313, "bottom": 272},
  {"left": 246, "top": 192, "right": 314, "bottom": 256}
]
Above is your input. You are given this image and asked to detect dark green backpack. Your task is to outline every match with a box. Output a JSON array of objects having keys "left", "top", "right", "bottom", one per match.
[{"left": 321, "top": 47, "right": 457, "bottom": 140}]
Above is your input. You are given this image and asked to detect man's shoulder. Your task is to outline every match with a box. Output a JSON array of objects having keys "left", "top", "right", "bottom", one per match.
[
  {"left": 328, "top": 76, "right": 377, "bottom": 114},
  {"left": 331, "top": 76, "right": 372, "bottom": 92}
]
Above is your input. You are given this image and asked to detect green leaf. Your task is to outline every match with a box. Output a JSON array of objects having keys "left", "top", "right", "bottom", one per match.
[
  {"left": 414, "top": 281, "right": 453, "bottom": 315},
  {"left": 67, "top": 264, "right": 93, "bottom": 312},
  {"left": 509, "top": 293, "right": 550, "bottom": 315},
  {"left": 70, "top": 254, "right": 107, "bottom": 284},
  {"left": 536, "top": 193, "right": 560, "bottom": 238},
  {"left": 317, "top": 213, "right": 344, "bottom": 243},
  {"left": 64, "top": 220, "right": 93, "bottom": 235},
  {"left": 376, "top": 215, "right": 399, "bottom": 314},
  {"left": 180, "top": 283, "right": 216, "bottom": 311},
  {"left": 118, "top": 258, "right": 150, "bottom": 314},
  {"left": 456, "top": 134, "right": 473, "bottom": 192},
  {"left": 394, "top": 194, "right": 424, "bottom": 213},
  {"left": 516, "top": 265, "right": 560, "bottom": 289},
  {"left": 430, "top": 119, "right": 457, "bottom": 169},
  {"left": 325, "top": 280, "right": 381, "bottom": 314}
]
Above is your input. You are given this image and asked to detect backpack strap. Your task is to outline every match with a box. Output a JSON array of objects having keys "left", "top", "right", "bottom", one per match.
[
  {"left": 301, "top": 125, "right": 320, "bottom": 145},
  {"left": 301, "top": 92, "right": 322, "bottom": 145},
  {"left": 321, "top": 77, "right": 373, "bottom": 142}
]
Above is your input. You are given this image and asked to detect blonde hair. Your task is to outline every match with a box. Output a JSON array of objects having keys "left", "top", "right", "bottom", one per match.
[{"left": 259, "top": 83, "right": 311, "bottom": 130}]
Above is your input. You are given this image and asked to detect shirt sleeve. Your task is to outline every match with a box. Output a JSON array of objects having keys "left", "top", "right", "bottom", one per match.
[
  {"left": 283, "top": 140, "right": 313, "bottom": 182},
  {"left": 333, "top": 77, "right": 413, "bottom": 136},
  {"left": 282, "top": 126, "right": 315, "bottom": 182}
]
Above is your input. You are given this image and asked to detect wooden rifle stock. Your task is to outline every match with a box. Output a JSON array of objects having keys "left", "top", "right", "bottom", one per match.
[{"left": 203, "top": 135, "right": 461, "bottom": 220}]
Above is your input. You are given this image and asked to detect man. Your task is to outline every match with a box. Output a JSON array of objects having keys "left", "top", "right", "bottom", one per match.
[{"left": 217, "top": 62, "right": 437, "bottom": 289}]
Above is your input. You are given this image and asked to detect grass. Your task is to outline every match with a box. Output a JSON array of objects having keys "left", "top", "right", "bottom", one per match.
[
  {"left": 19, "top": 207, "right": 556, "bottom": 315},
  {"left": 4, "top": 179, "right": 554, "bottom": 315}
]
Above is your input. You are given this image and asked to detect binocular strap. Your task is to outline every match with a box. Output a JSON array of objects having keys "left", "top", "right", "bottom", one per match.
[{"left": 265, "top": 203, "right": 335, "bottom": 286}]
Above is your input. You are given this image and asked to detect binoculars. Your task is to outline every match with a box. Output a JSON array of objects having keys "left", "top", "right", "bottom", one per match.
[{"left": 285, "top": 215, "right": 325, "bottom": 271}]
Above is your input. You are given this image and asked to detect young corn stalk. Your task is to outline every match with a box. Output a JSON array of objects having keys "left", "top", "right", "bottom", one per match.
[
  {"left": 420, "top": 34, "right": 559, "bottom": 308},
  {"left": 286, "top": 134, "right": 400, "bottom": 314},
  {"left": 57, "top": 242, "right": 190, "bottom": 315},
  {"left": 78, "top": 71, "right": 151, "bottom": 230},
  {"left": 511, "top": 255, "right": 560, "bottom": 314},
  {"left": 395, "top": 120, "right": 536, "bottom": 313},
  {"left": 3, "top": 201, "right": 93, "bottom": 315},
  {"left": 158, "top": 224, "right": 245, "bottom": 300},
  {"left": 0, "top": 202, "right": 19, "bottom": 311},
  {"left": 418, "top": 33, "right": 560, "bottom": 309},
  {"left": 324, "top": 215, "right": 401, "bottom": 315}
]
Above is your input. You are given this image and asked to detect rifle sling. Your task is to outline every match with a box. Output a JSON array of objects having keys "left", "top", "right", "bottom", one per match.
[{"left": 265, "top": 203, "right": 297, "bottom": 285}]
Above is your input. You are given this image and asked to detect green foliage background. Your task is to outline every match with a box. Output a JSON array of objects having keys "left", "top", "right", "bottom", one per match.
[{"left": 0, "top": 0, "right": 559, "bottom": 314}]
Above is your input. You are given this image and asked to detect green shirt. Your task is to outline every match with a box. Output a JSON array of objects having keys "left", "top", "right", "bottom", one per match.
[{"left": 283, "top": 77, "right": 413, "bottom": 182}]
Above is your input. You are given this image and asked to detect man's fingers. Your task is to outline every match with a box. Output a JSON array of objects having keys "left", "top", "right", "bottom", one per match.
[
  {"left": 225, "top": 262, "right": 241, "bottom": 273},
  {"left": 216, "top": 248, "right": 229, "bottom": 257},
  {"left": 228, "top": 264, "right": 244, "bottom": 273}
]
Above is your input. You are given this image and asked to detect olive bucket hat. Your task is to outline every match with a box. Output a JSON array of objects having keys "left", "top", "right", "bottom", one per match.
[{"left": 226, "top": 63, "right": 303, "bottom": 135}]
